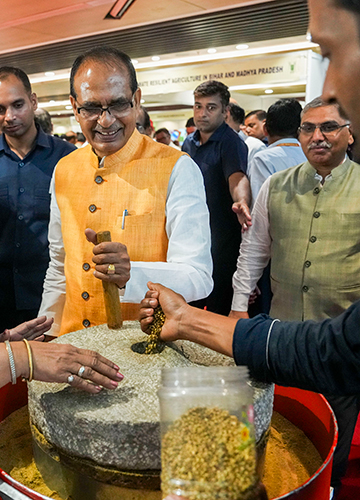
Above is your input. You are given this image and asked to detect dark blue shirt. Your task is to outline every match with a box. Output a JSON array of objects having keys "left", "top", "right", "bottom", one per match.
[
  {"left": 232, "top": 300, "right": 360, "bottom": 396},
  {"left": 182, "top": 122, "right": 248, "bottom": 248},
  {"left": 0, "top": 127, "right": 75, "bottom": 310}
]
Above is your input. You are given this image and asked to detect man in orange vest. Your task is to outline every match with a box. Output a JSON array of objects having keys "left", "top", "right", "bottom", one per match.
[{"left": 39, "top": 46, "right": 212, "bottom": 336}]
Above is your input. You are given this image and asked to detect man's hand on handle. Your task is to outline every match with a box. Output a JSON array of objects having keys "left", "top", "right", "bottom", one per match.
[{"left": 85, "top": 228, "right": 131, "bottom": 289}]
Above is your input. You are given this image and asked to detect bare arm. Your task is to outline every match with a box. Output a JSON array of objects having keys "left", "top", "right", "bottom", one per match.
[
  {"left": 229, "top": 172, "right": 252, "bottom": 232},
  {"left": 139, "top": 282, "right": 237, "bottom": 357}
]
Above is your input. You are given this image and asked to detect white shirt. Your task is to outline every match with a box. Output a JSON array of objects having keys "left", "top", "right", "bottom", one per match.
[
  {"left": 238, "top": 130, "right": 266, "bottom": 166},
  {"left": 248, "top": 138, "right": 306, "bottom": 201},
  {"left": 231, "top": 168, "right": 336, "bottom": 312},
  {"left": 39, "top": 154, "right": 213, "bottom": 335}
]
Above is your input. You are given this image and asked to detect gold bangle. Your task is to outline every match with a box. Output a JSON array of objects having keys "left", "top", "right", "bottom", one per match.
[{"left": 22, "top": 339, "right": 34, "bottom": 382}]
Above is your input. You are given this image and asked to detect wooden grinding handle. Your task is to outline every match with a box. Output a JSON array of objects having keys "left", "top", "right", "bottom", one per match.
[{"left": 96, "top": 230, "right": 123, "bottom": 329}]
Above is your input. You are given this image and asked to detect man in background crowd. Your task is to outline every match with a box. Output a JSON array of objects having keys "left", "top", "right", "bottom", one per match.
[
  {"left": 34, "top": 108, "right": 53, "bottom": 135},
  {"left": 244, "top": 109, "right": 267, "bottom": 144},
  {"left": 64, "top": 130, "right": 77, "bottom": 144},
  {"left": 182, "top": 80, "right": 250, "bottom": 315},
  {"left": 185, "top": 116, "right": 196, "bottom": 135},
  {"left": 154, "top": 127, "right": 181, "bottom": 150},
  {"left": 0, "top": 66, "right": 75, "bottom": 332},
  {"left": 75, "top": 132, "right": 86, "bottom": 147},
  {"left": 226, "top": 102, "right": 266, "bottom": 165},
  {"left": 136, "top": 105, "right": 153, "bottom": 137},
  {"left": 248, "top": 98, "right": 305, "bottom": 201}
]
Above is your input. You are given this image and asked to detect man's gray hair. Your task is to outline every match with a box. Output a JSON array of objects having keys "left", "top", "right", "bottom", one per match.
[{"left": 301, "top": 96, "right": 349, "bottom": 121}]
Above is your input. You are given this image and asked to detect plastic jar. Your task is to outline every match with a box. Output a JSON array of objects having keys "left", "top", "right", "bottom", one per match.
[{"left": 158, "top": 366, "right": 260, "bottom": 500}]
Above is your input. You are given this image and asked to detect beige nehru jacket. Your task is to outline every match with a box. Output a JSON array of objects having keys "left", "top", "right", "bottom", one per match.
[{"left": 269, "top": 158, "right": 360, "bottom": 321}]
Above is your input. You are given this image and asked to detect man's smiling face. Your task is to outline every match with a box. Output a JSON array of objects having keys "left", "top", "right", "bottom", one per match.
[
  {"left": 70, "top": 60, "right": 140, "bottom": 157},
  {"left": 308, "top": 0, "right": 360, "bottom": 143}
]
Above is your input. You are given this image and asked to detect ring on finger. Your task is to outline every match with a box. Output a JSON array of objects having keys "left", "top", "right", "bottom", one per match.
[
  {"left": 107, "top": 264, "right": 116, "bottom": 275},
  {"left": 77, "top": 365, "right": 86, "bottom": 378},
  {"left": 67, "top": 374, "right": 75, "bottom": 384}
]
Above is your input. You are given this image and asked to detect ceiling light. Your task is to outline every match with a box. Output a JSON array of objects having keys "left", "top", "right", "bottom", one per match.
[
  {"left": 30, "top": 71, "right": 71, "bottom": 84},
  {"left": 236, "top": 44, "right": 249, "bottom": 50},
  {"left": 44, "top": 71, "right": 55, "bottom": 77},
  {"left": 49, "top": 100, "right": 56, "bottom": 104},
  {"left": 264, "top": 89, "right": 274, "bottom": 94},
  {"left": 140, "top": 99, "right": 145, "bottom": 103},
  {"left": 105, "top": 0, "right": 137, "bottom": 19},
  {"left": 132, "top": 59, "right": 138, "bottom": 65},
  {"left": 133, "top": 41, "right": 318, "bottom": 70},
  {"left": 65, "top": 105, "right": 73, "bottom": 109},
  {"left": 207, "top": 48, "right": 217, "bottom": 54},
  {"left": 152, "top": 56, "right": 160, "bottom": 61},
  {"left": 229, "top": 81, "right": 306, "bottom": 92}
]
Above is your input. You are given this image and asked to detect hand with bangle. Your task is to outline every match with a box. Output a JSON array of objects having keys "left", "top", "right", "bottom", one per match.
[{"left": 1, "top": 316, "right": 124, "bottom": 393}]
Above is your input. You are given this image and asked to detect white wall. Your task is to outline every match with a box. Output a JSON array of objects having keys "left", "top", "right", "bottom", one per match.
[{"left": 305, "top": 50, "right": 329, "bottom": 103}]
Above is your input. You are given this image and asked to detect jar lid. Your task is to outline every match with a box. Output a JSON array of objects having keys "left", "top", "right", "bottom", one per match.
[{"left": 160, "top": 366, "right": 249, "bottom": 387}]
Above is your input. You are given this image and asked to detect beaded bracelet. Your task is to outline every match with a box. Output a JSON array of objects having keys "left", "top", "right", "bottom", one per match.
[
  {"left": 22, "top": 339, "right": 34, "bottom": 382},
  {"left": 5, "top": 340, "right": 17, "bottom": 385}
]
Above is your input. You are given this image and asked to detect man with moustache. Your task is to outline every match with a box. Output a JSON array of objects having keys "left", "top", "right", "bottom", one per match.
[
  {"left": 231, "top": 97, "right": 357, "bottom": 323},
  {"left": 0, "top": 67, "right": 75, "bottom": 332},
  {"left": 39, "top": 46, "right": 212, "bottom": 337}
]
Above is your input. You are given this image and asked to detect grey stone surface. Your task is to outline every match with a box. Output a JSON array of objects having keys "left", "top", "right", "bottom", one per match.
[
  {"left": 28, "top": 322, "right": 273, "bottom": 470},
  {"left": 251, "top": 380, "right": 274, "bottom": 443}
]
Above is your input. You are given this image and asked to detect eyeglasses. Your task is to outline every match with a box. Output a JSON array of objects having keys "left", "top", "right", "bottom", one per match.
[
  {"left": 76, "top": 97, "right": 134, "bottom": 120},
  {"left": 299, "top": 122, "right": 350, "bottom": 136}
]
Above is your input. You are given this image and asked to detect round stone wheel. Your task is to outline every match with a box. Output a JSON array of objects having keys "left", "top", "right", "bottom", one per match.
[{"left": 28, "top": 321, "right": 273, "bottom": 491}]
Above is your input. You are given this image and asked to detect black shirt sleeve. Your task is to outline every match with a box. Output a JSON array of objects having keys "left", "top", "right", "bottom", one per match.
[
  {"left": 268, "top": 301, "right": 360, "bottom": 395},
  {"left": 232, "top": 314, "right": 274, "bottom": 382},
  {"left": 221, "top": 129, "right": 248, "bottom": 179},
  {"left": 233, "top": 301, "right": 360, "bottom": 396}
]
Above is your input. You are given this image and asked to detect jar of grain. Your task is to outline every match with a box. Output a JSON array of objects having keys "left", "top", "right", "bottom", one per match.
[{"left": 158, "top": 366, "right": 260, "bottom": 500}]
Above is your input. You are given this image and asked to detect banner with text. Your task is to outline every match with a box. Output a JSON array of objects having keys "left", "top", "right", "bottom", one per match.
[{"left": 137, "top": 52, "right": 308, "bottom": 95}]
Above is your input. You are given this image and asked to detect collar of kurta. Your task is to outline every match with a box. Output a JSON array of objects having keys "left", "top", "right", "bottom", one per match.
[
  {"left": 88, "top": 127, "right": 147, "bottom": 169},
  {"left": 304, "top": 156, "right": 351, "bottom": 180}
]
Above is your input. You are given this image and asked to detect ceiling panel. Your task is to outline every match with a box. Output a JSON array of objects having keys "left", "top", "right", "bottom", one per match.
[
  {"left": 0, "top": 0, "right": 243, "bottom": 53},
  {"left": 1, "top": 0, "right": 87, "bottom": 23},
  {"left": 0, "top": 0, "right": 308, "bottom": 76}
]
